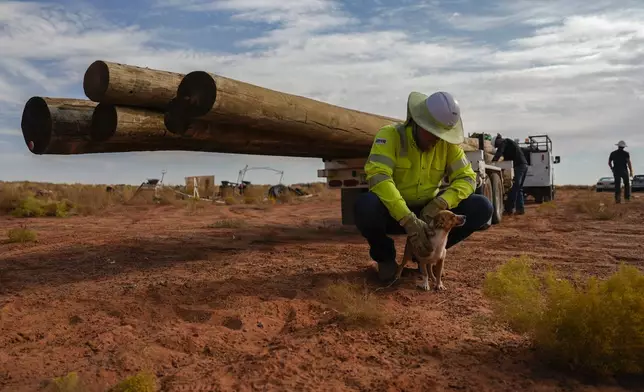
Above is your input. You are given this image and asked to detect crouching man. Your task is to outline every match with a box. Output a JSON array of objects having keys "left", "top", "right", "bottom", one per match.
[{"left": 353, "top": 91, "right": 493, "bottom": 281}]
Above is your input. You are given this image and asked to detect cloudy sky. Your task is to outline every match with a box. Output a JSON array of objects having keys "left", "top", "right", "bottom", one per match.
[{"left": 1, "top": 0, "right": 642, "bottom": 186}]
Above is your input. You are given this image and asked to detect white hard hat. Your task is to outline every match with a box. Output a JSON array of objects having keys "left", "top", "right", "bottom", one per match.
[
  {"left": 616, "top": 140, "right": 627, "bottom": 148},
  {"left": 406, "top": 91, "right": 464, "bottom": 144}
]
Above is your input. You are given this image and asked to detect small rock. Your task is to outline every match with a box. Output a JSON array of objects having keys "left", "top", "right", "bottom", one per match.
[{"left": 257, "top": 321, "right": 264, "bottom": 329}]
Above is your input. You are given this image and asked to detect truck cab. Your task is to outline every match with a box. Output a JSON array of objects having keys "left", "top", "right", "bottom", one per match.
[{"left": 518, "top": 135, "right": 560, "bottom": 203}]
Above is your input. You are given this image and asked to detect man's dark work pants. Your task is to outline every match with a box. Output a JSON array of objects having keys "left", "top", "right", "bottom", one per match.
[
  {"left": 613, "top": 169, "right": 630, "bottom": 202},
  {"left": 354, "top": 192, "right": 493, "bottom": 265},
  {"left": 505, "top": 163, "right": 527, "bottom": 213}
]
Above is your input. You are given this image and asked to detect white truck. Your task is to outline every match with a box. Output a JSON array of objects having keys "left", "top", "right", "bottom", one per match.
[
  {"left": 518, "top": 135, "right": 560, "bottom": 203},
  {"left": 317, "top": 135, "right": 515, "bottom": 228}
]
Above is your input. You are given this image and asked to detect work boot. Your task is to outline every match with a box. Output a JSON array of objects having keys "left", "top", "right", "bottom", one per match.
[
  {"left": 516, "top": 210, "right": 525, "bottom": 215},
  {"left": 377, "top": 261, "right": 397, "bottom": 282}
]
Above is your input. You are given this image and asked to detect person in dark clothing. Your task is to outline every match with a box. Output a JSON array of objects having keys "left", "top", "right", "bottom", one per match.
[
  {"left": 491, "top": 134, "right": 528, "bottom": 215},
  {"left": 609, "top": 140, "right": 633, "bottom": 203}
]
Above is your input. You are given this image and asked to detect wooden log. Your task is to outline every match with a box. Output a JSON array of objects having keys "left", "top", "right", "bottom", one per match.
[
  {"left": 83, "top": 60, "right": 184, "bottom": 110},
  {"left": 168, "top": 70, "right": 497, "bottom": 157},
  {"left": 21, "top": 97, "right": 357, "bottom": 157},
  {"left": 84, "top": 103, "right": 362, "bottom": 159},
  {"left": 21, "top": 96, "right": 96, "bottom": 155},
  {"left": 166, "top": 70, "right": 400, "bottom": 146}
]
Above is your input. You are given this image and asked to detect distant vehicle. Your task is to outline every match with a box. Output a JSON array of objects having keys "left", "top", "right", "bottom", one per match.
[
  {"left": 595, "top": 176, "right": 616, "bottom": 192},
  {"left": 518, "top": 135, "right": 561, "bottom": 203},
  {"left": 632, "top": 174, "right": 644, "bottom": 192}
]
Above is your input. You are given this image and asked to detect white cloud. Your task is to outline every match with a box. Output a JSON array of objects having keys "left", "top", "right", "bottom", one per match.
[
  {"left": 0, "top": 129, "right": 20, "bottom": 136},
  {"left": 0, "top": 0, "right": 643, "bottom": 184}
]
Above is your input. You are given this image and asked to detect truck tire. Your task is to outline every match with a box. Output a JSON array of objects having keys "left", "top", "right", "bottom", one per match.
[
  {"left": 490, "top": 172, "right": 503, "bottom": 224},
  {"left": 480, "top": 175, "right": 493, "bottom": 228}
]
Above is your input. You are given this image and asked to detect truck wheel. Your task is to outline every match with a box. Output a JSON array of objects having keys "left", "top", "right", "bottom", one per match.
[
  {"left": 490, "top": 172, "right": 503, "bottom": 224},
  {"left": 535, "top": 189, "right": 544, "bottom": 204},
  {"left": 480, "top": 175, "right": 494, "bottom": 228}
]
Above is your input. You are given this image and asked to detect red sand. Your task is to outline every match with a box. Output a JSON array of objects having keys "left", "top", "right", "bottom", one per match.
[{"left": 1, "top": 189, "right": 643, "bottom": 391}]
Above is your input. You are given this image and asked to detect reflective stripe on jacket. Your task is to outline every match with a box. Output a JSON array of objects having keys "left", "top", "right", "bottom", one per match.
[{"left": 364, "top": 123, "right": 477, "bottom": 221}]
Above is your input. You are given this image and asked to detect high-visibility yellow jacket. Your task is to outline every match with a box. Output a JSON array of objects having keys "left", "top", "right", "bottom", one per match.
[{"left": 365, "top": 123, "right": 477, "bottom": 221}]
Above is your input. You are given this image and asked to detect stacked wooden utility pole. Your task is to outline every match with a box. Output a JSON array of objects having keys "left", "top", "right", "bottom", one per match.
[{"left": 20, "top": 60, "right": 495, "bottom": 159}]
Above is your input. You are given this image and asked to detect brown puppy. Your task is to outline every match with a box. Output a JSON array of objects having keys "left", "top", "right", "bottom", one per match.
[{"left": 395, "top": 210, "right": 466, "bottom": 291}]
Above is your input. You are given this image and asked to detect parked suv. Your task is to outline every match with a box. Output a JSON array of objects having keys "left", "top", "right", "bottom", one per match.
[{"left": 632, "top": 174, "right": 644, "bottom": 192}]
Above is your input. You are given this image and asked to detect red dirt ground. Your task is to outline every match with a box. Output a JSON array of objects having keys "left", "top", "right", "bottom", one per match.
[{"left": 1, "top": 189, "right": 644, "bottom": 391}]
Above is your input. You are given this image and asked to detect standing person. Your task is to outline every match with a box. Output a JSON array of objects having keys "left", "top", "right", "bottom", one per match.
[
  {"left": 609, "top": 140, "right": 633, "bottom": 203},
  {"left": 491, "top": 133, "right": 528, "bottom": 215},
  {"left": 353, "top": 91, "right": 493, "bottom": 282}
]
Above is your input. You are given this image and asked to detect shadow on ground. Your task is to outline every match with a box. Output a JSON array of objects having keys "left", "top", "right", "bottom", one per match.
[{"left": 0, "top": 223, "right": 375, "bottom": 293}]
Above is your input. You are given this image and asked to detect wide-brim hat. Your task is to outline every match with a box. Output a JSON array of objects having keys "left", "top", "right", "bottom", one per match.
[
  {"left": 616, "top": 140, "right": 627, "bottom": 147},
  {"left": 406, "top": 91, "right": 464, "bottom": 145}
]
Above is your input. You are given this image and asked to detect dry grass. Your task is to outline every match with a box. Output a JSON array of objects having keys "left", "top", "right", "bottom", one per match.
[
  {"left": 6, "top": 226, "right": 37, "bottom": 243},
  {"left": 107, "top": 371, "right": 157, "bottom": 392},
  {"left": 484, "top": 256, "right": 644, "bottom": 377},
  {"left": 556, "top": 184, "right": 594, "bottom": 191},
  {"left": 319, "top": 281, "right": 387, "bottom": 328},
  {"left": 535, "top": 201, "right": 558, "bottom": 216},
  {"left": 0, "top": 181, "right": 335, "bottom": 217},
  {"left": 564, "top": 190, "right": 643, "bottom": 220},
  {"left": 47, "top": 371, "right": 81, "bottom": 392},
  {"left": 44, "top": 371, "right": 157, "bottom": 392}
]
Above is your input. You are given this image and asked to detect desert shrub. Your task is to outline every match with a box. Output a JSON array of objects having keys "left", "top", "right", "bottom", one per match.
[
  {"left": 320, "top": 281, "right": 387, "bottom": 328},
  {"left": 48, "top": 371, "right": 81, "bottom": 392},
  {"left": 570, "top": 193, "right": 622, "bottom": 220},
  {"left": 107, "top": 371, "right": 157, "bottom": 392},
  {"left": 536, "top": 201, "right": 557, "bottom": 215},
  {"left": 184, "top": 197, "right": 208, "bottom": 214},
  {"left": 6, "top": 227, "right": 37, "bottom": 243},
  {"left": 484, "top": 257, "right": 644, "bottom": 376},
  {"left": 0, "top": 181, "right": 189, "bottom": 216},
  {"left": 242, "top": 185, "right": 267, "bottom": 204},
  {"left": 482, "top": 256, "right": 545, "bottom": 332},
  {"left": 9, "top": 196, "right": 72, "bottom": 218},
  {"left": 224, "top": 196, "right": 240, "bottom": 205}
]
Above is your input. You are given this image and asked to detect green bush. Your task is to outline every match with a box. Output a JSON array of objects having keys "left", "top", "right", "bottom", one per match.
[
  {"left": 49, "top": 372, "right": 80, "bottom": 392},
  {"left": 484, "top": 256, "right": 644, "bottom": 377},
  {"left": 6, "top": 227, "right": 37, "bottom": 243},
  {"left": 107, "top": 371, "right": 157, "bottom": 392},
  {"left": 482, "top": 256, "right": 545, "bottom": 332},
  {"left": 10, "top": 196, "right": 73, "bottom": 218}
]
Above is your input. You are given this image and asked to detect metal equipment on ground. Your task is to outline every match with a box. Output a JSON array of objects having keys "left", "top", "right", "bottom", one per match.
[
  {"left": 130, "top": 169, "right": 166, "bottom": 201},
  {"left": 237, "top": 165, "right": 284, "bottom": 185}
]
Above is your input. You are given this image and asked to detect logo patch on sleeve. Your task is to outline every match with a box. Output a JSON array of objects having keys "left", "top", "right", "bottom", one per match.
[{"left": 375, "top": 138, "right": 387, "bottom": 145}]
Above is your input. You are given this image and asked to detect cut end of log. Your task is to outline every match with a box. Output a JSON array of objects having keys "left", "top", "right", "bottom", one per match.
[
  {"left": 83, "top": 60, "right": 110, "bottom": 102},
  {"left": 164, "top": 98, "right": 192, "bottom": 134},
  {"left": 90, "top": 103, "right": 117, "bottom": 141},
  {"left": 21, "top": 97, "right": 52, "bottom": 155},
  {"left": 176, "top": 71, "right": 217, "bottom": 117}
]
